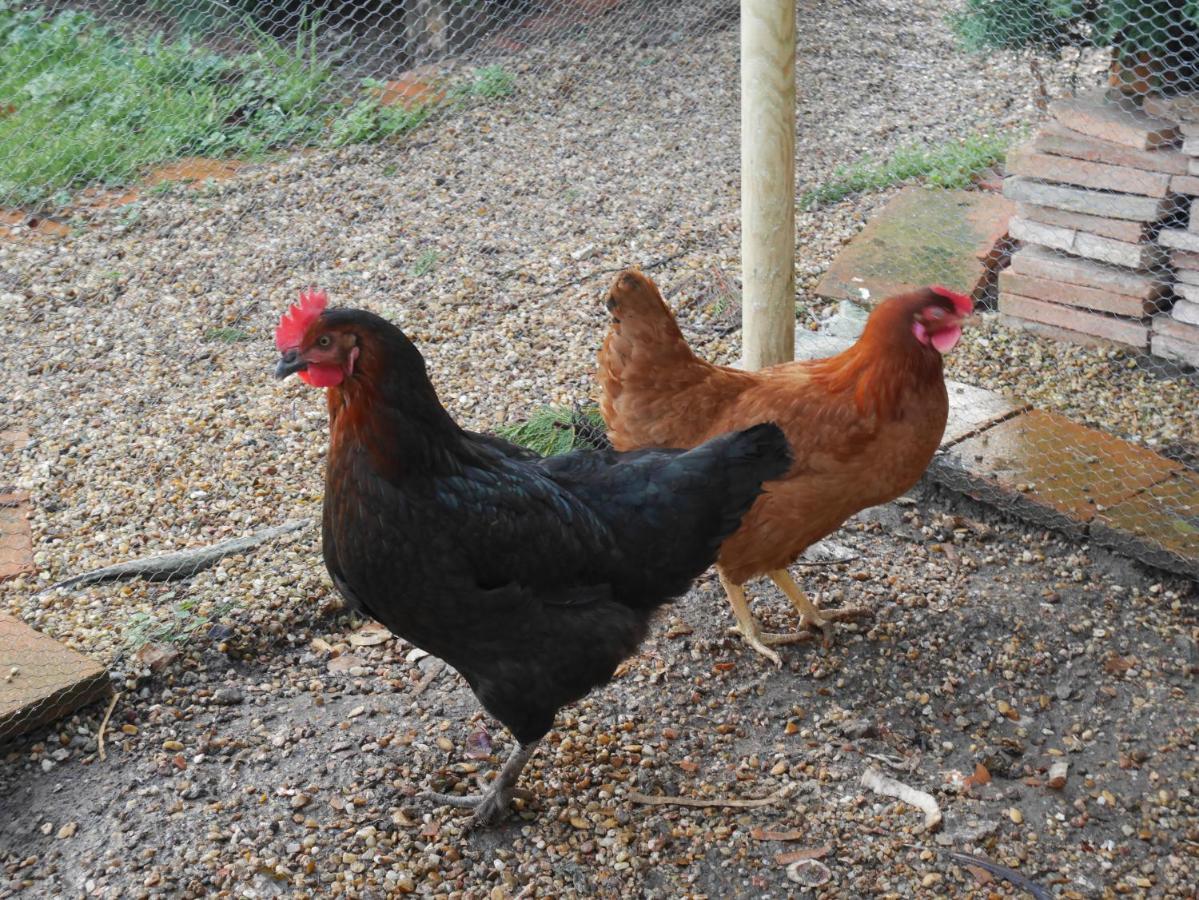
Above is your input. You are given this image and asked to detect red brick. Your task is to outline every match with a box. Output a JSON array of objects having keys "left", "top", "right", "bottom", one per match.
[
  {"left": 1006, "top": 146, "right": 1172, "bottom": 197},
  {"left": 1144, "top": 92, "right": 1199, "bottom": 123},
  {"left": 1008, "top": 245, "right": 1165, "bottom": 299},
  {"left": 1170, "top": 173, "right": 1199, "bottom": 195},
  {"left": 1009, "top": 217, "right": 1163, "bottom": 269},
  {"left": 1051, "top": 91, "right": 1180, "bottom": 150},
  {"left": 999, "top": 293, "right": 1149, "bottom": 348},
  {"left": 1170, "top": 249, "right": 1199, "bottom": 269},
  {"left": 1151, "top": 334, "right": 1199, "bottom": 366},
  {"left": 1003, "top": 176, "right": 1170, "bottom": 222},
  {"left": 1170, "top": 296, "right": 1199, "bottom": 324},
  {"left": 1159, "top": 228, "right": 1199, "bottom": 253},
  {"left": 1001, "top": 314, "right": 1129, "bottom": 350},
  {"left": 1153, "top": 313, "right": 1199, "bottom": 343},
  {"left": 1035, "top": 122, "right": 1189, "bottom": 175},
  {"left": 0, "top": 614, "right": 109, "bottom": 741},
  {"left": 998, "top": 271, "right": 1156, "bottom": 317},
  {"left": 1016, "top": 202, "right": 1147, "bottom": 243},
  {"left": 1174, "top": 282, "right": 1199, "bottom": 303}
]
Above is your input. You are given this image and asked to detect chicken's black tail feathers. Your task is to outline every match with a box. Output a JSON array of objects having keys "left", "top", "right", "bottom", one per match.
[
  {"left": 695, "top": 421, "right": 792, "bottom": 549},
  {"left": 604, "top": 420, "right": 791, "bottom": 606}
]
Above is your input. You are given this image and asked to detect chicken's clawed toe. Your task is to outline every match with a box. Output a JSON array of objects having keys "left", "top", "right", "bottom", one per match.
[
  {"left": 799, "top": 606, "right": 874, "bottom": 648},
  {"left": 419, "top": 784, "right": 519, "bottom": 829}
]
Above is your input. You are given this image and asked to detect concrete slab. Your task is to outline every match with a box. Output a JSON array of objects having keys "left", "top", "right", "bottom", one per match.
[
  {"left": 941, "top": 380, "right": 1028, "bottom": 447},
  {"left": 1090, "top": 471, "right": 1199, "bottom": 579},
  {"left": 928, "top": 409, "right": 1180, "bottom": 535},
  {"left": 0, "top": 613, "right": 109, "bottom": 741},
  {"left": 1, "top": 431, "right": 34, "bottom": 583},
  {"left": 1, "top": 490, "right": 35, "bottom": 582},
  {"left": 813, "top": 186, "right": 1014, "bottom": 305}
]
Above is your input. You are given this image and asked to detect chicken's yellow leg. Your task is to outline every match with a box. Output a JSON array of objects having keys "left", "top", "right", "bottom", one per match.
[
  {"left": 768, "top": 568, "right": 874, "bottom": 646},
  {"left": 718, "top": 569, "right": 813, "bottom": 668}
]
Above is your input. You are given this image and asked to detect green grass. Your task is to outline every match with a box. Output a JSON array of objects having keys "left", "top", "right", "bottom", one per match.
[
  {"left": 497, "top": 405, "right": 609, "bottom": 457},
  {"left": 0, "top": 4, "right": 517, "bottom": 208},
  {"left": 799, "top": 132, "right": 1018, "bottom": 210},
  {"left": 204, "top": 326, "right": 251, "bottom": 343},
  {"left": 411, "top": 249, "right": 440, "bottom": 277}
]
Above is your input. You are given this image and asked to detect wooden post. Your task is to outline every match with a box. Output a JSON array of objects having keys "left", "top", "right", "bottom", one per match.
[{"left": 740, "top": 0, "right": 796, "bottom": 370}]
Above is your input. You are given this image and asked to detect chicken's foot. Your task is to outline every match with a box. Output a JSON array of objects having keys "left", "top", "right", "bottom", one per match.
[
  {"left": 420, "top": 740, "right": 536, "bottom": 829},
  {"left": 768, "top": 568, "right": 873, "bottom": 647},
  {"left": 719, "top": 571, "right": 814, "bottom": 667}
]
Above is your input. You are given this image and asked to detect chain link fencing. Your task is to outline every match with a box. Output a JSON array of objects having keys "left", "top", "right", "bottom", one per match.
[{"left": 0, "top": 0, "right": 1194, "bottom": 746}]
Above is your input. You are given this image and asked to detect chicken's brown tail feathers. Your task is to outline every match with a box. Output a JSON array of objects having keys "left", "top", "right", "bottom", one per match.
[{"left": 598, "top": 269, "right": 700, "bottom": 446}]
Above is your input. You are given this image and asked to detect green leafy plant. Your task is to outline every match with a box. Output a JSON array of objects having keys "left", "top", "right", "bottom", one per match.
[
  {"left": 800, "top": 132, "right": 1018, "bottom": 210},
  {"left": 950, "top": 1, "right": 1199, "bottom": 94},
  {"left": 411, "top": 249, "right": 440, "bottom": 276},
  {"left": 0, "top": 5, "right": 519, "bottom": 209},
  {"left": 123, "top": 595, "right": 235, "bottom": 653},
  {"left": 497, "top": 405, "right": 609, "bottom": 456}
]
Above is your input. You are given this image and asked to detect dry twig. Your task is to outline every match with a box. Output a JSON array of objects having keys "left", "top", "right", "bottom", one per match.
[
  {"left": 41, "top": 520, "right": 309, "bottom": 594},
  {"left": 96, "top": 690, "right": 121, "bottom": 762}
]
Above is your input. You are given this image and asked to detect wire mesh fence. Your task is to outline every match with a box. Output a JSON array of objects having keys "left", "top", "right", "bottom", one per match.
[{"left": 0, "top": 0, "right": 1195, "bottom": 747}]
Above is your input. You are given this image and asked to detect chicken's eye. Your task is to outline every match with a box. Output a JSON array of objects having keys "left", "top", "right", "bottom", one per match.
[
  {"left": 927, "top": 307, "right": 945, "bottom": 320},
  {"left": 316, "top": 335, "right": 332, "bottom": 348}
]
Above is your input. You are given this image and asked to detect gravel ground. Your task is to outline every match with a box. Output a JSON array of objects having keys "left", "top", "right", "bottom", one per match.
[{"left": 1, "top": 0, "right": 1196, "bottom": 896}]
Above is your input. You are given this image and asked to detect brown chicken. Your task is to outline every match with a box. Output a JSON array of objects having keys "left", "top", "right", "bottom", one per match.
[{"left": 597, "top": 270, "right": 973, "bottom": 665}]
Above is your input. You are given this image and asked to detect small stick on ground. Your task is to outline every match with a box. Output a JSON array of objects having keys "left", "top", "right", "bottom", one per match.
[
  {"left": 943, "top": 851, "right": 1052, "bottom": 900},
  {"left": 40, "top": 520, "right": 309, "bottom": 594},
  {"left": 627, "top": 785, "right": 792, "bottom": 810},
  {"left": 861, "top": 765, "right": 942, "bottom": 833},
  {"left": 96, "top": 690, "right": 121, "bottom": 762}
]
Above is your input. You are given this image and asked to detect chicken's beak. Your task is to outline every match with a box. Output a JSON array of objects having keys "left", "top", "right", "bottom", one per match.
[
  {"left": 275, "top": 349, "right": 307, "bottom": 380},
  {"left": 957, "top": 313, "right": 981, "bottom": 329}
]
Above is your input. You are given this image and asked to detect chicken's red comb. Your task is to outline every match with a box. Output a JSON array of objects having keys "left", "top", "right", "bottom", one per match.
[
  {"left": 275, "top": 288, "right": 328, "bottom": 351},
  {"left": 930, "top": 285, "right": 973, "bottom": 317}
]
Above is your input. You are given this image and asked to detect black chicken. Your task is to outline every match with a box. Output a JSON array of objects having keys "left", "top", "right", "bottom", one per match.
[{"left": 274, "top": 289, "right": 791, "bottom": 827}]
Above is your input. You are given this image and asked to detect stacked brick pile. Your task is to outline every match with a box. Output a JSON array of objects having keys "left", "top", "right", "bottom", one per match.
[
  {"left": 999, "top": 90, "right": 1182, "bottom": 356},
  {"left": 1142, "top": 94, "right": 1199, "bottom": 366}
]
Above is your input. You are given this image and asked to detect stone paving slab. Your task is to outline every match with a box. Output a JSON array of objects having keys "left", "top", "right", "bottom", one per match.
[
  {"left": 928, "top": 409, "right": 1181, "bottom": 538},
  {"left": 1016, "top": 201, "right": 1149, "bottom": 244},
  {"left": 998, "top": 270, "right": 1155, "bottom": 317},
  {"left": 1003, "top": 175, "right": 1172, "bottom": 222},
  {"left": 1090, "top": 471, "right": 1199, "bottom": 579},
  {"left": 941, "top": 379, "right": 1029, "bottom": 447},
  {"left": 1050, "top": 91, "right": 1180, "bottom": 151},
  {"left": 1007, "top": 145, "right": 1173, "bottom": 197},
  {"left": 998, "top": 293, "right": 1149, "bottom": 348},
  {"left": 1034, "top": 121, "right": 1190, "bottom": 174},
  {"left": 1009, "top": 244, "right": 1166, "bottom": 299},
  {"left": 1, "top": 490, "right": 35, "bottom": 583},
  {"left": 0, "top": 613, "right": 110, "bottom": 741},
  {"left": 813, "top": 186, "right": 1014, "bottom": 305},
  {"left": 1, "top": 430, "right": 34, "bottom": 584}
]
